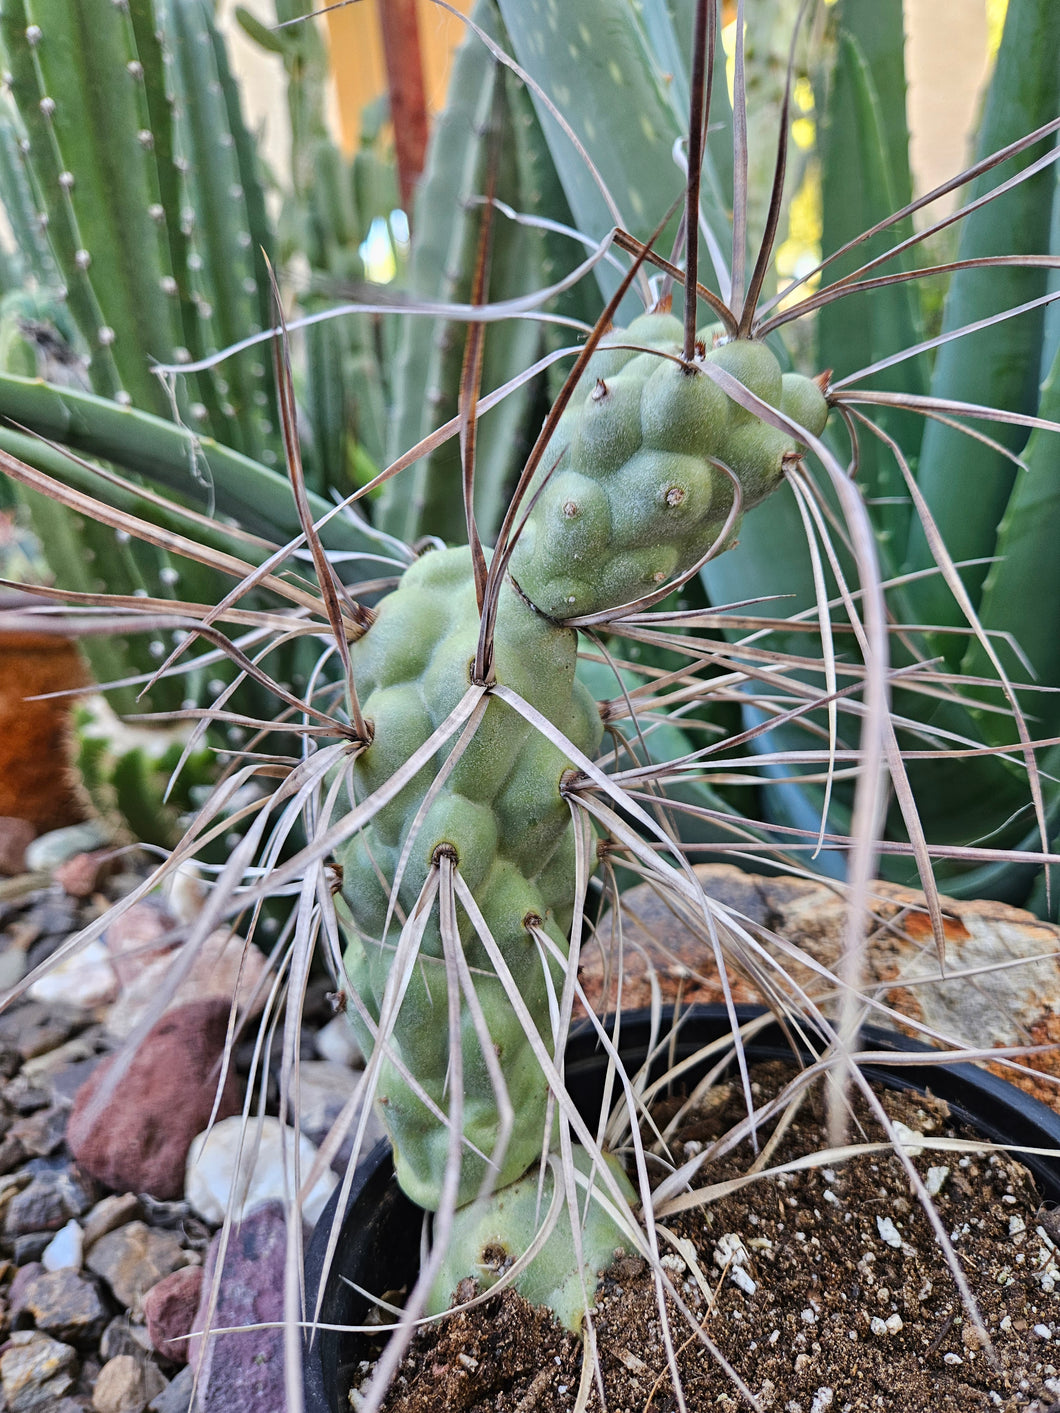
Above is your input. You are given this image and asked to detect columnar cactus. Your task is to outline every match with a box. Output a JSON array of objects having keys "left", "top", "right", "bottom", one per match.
[{"left": 333, "top": 309, "right": 830, "bottom": 1325}]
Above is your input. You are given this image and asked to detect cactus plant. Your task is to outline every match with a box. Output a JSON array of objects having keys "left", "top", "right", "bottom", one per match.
[
  {"left": 1, "top": 0, "right": 1059, "bottom": 1408},
  {"left": 0, "top": 0, "right": 392, "bottom": 840}
]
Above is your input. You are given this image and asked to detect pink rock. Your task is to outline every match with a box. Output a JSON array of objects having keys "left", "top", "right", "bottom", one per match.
[
  {"left": 53, "top": 849, "right": 115, "bottom": 899},
  {"left": 106, "top": 928, "right": 270, "bottom": 1040},
  {"left": 67, "top": 998, "right": 241, "bottom": 1201},
  {"left": 188, "top": 1202, "right": 286, "bottom": 1412},
  {"left": 0, "top": 816, "right": 35, "bottom": 875},
  {"left": 143, "top": 1266, "right": 203, "bottom": 1364},
  {"left": 102, "top": 898, "right": 179, "bottom": 988}
]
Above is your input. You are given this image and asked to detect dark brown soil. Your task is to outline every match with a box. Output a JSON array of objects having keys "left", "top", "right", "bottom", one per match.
[{"left": 368, "top": 1065, "right": 1060, "bottom": 1413}]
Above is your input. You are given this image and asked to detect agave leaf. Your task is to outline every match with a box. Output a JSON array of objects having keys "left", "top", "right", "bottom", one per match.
[
  {"left": 493, "top": 0, "right": 690, "bottom": 313},
  {"left": 960, "top": 339, "right": 1060, "bottom": 738},
  {"left": 0, "top": 372, "right": 382, "bottom": 559},
  {"left": 902, "top": 0, "right": 1060, "bottom": 645},
  {"left": 816, "top": 8, "right": 926, "bottom": 551}
]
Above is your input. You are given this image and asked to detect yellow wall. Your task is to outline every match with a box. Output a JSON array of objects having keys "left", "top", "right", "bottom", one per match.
[{"left": 324, "top": 0, "right": 474, "bottom": 157}]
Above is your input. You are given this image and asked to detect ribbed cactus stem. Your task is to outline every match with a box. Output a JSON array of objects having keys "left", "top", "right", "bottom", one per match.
[
  {"left": 510, "top": 312, "right": 828, "bottom": 619},
  {"left": 337, "top": 311, "right": 830, "bottom": 1327}
]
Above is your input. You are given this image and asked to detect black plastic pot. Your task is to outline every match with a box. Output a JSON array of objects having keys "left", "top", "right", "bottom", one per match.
[{"left": 303, "top": 1006, "right": 1060, "bottom": 1413}]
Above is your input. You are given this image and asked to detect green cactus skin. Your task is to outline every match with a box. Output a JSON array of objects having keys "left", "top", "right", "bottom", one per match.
[
  {"left": 427, "top": 1148, "right": 637, "bottom": 1333},
  {"left": 509, "top": 312, "right": 830, "bottom": 619},
  {"left": 336, "top": 545, "right": 603, "bottom": 1210}
]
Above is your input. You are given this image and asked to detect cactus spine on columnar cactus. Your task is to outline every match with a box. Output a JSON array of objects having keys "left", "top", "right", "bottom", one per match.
[{"left": 333, "top": 308, "right": 830, "bottom": 1327}]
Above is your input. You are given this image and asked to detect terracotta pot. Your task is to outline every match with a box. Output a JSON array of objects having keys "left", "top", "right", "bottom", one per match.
[{"left": 0, "top": 625, "right": 88, "bottom": 832}]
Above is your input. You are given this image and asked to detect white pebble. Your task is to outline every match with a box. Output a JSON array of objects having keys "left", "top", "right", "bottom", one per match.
[
  {"left": 185, "top": 1115, "right": 337, "bottom": 1226},
  {"left": 886, "top": 1314, "right": 904, "bottom": 1335},
  {"left": 315, "top": 1014, "right": 363, "bottom": 1068},
  {"left": 892, "top": 1122, "right": 924, "bottom": 1156},
  {"left": 943, "top": 1353, "right": 963, "bottom": 1365},
  {"left": 870, "top": 1316, "right": 887, "bottom": 1337},
  {"left": 876, "top": 1215, "right": 902, "bottom": 1249},
  {"left": 28, "top": 940, "right": 118, "bottom": 1010},
  {"left": 42, "top": 1219, "right": 83, "bottom": 1271},
  {"left": 1034, "top": 1325, "right": 1053, "bottom": 1340},
  {"left": 801, "top": 1307, "right": 817, "bottom": 1324},
  {"left": 810, "top": 1390, "right": 834, "bottom": 1413},
  {"left": 714, "top": 1232, "right": 750, "bottom": 1270},
  {"left": 731, "top": 1265, "right": 757, "bottom": 1296},
  {"left": 926, "top": 1166, "right": 950, "bottom": 1196}
]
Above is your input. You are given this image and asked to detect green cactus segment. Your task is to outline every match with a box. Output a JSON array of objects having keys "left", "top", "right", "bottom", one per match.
[
  {"left": 0, "top": 0, "right": 279, "bottom": 458},
  {"left": 158, "top": 0, "right": 278, "bottom": 463},
  {"left": 509, "top": 313, "right": 828, "bottom": 619},
  {"left": 74, "top": 697, "right": 218, "bottom": 848},
  {"left": 380, "top": 3, "right": 545, "bottom": 546},
  {"left": 336, "top": 546, "right": 602, "bottom": 1210},
  {"left": 427, "top": 1148, "right": 637, "bottom": 1333}
]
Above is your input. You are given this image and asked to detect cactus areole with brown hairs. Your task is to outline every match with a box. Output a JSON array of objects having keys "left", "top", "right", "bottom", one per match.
[{"left": 333, "top": 314, "right": 828, "bottom": 1330}]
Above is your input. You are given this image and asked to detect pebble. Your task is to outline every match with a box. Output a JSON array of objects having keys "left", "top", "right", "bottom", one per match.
[
  {"left": 926, "top": 1165, "right": 950, "bottom": 1196},
  {"left": 91, "top": 1355, "right": 166, "bottom": 1413},
  {"left": 146, "top": 1363, "right": 195, "bottom": 1413},
  {"left": 188, "top": 1201, "right": 286, "bottom": 1413},
  {"left": 14, "top": 1232, "right": 59, "bottom": 1264},
  {"left": 54, "top": 851, "right": 116, "bottom": 901},
  {"left": 85, "top": 1222, "right": 192, "bottom": 1317},
  {"left": 185, "top": 1114, "right": 337, "bottom": 1226},
  {"left": 0, "top": 816, "right": 36, "bottom": 875},
  {"left": 100, "top": 1317, "right": 157, "bottom": 1364},
  {"left": 24, "top": 890, "right": 79, "bottom": 941},
  {"left": 82, "top": 1194, "right": 145, "bottom": 1251},
  {"left": 28, "top": 940, "right": 119, "bottom": 1010},
  {"left": 0, "top": 999, "right": 89, "bottom": 1062},
  {"left": 314, "top": 1013, "right": 362, "bottom": 1067},
  {"left": 143, "top": 1266, "right": 204, "bottom": 1364},
  {"left": 15, "top": 1267, "right": 111, "bottom": 1347},
  {"left": 286, "top": 1059, "right": 384, "bottom": 1170},
  {"left": 105, "top": 928, "right": 270, "bottom": 1041},
  {"left": 101, "top": 900, "right": 178, "bottom": 989},
  {"left": 68, "top": 998, "right": 242, "bottom": 1200},
  {"left": 42, "top": 1218, "right": 84, "bottom": 1270},
  {"left": 0, "top": 1330, "right": 79, "bottom": 1411},
  {"left": 3, "top": 1161, "right": 96, "bottom": 1238},
  {"left": 24, "top": 824, "right": 109, "bottom": 875},
  {"left": 10, "top": 1104, "right": 70, "bottom": 1158},
  {"left": 876, "top": 1215, "right": 902, "bottom": 1249}
]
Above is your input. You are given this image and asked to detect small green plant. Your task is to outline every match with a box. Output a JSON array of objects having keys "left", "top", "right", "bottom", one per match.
[{"left": 1, "top": 0, "right": 1059, "bottom": 1408}]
